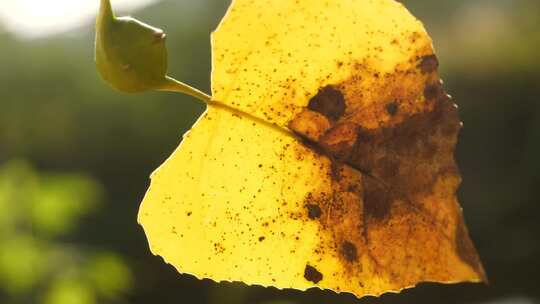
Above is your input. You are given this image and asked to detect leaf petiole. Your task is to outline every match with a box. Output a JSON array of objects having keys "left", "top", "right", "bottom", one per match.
[{"left": 157, "top": 76, "right": 212, "bottom": 104}]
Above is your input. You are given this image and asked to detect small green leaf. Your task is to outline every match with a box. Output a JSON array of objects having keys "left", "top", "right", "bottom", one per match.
[
  {"left": 95, "top": 0, "right": 168, "bottom": 93},
  {"left": 95, "top": 0, "right": 211, "bottom": 102}
]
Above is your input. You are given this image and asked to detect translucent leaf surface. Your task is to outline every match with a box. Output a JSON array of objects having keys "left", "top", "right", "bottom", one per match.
[{"left": 139, "top": 0, "right": 486, "bottom": 298}]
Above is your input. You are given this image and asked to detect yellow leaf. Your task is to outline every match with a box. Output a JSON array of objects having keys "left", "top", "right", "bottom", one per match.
[{"left": 138, "top": 0, "right": 486, "bottom": 298}]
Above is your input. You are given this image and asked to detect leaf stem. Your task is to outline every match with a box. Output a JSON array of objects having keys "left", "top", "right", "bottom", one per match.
[{"left": 158, "top": 76, "right": 212, "bottom": 103}]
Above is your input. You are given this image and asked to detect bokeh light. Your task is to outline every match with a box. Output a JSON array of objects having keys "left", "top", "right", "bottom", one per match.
[{"left": 0, "top": 0, "right": 157, "bottom": 38}]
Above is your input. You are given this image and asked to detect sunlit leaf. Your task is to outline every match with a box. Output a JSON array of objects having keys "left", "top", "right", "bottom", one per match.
[{"left": 139, "top": 0, "right": 485, "bottom": 298}]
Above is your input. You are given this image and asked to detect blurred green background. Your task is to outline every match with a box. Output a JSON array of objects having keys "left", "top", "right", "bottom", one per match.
[{"left": 0, "top": 0, "right": 539, "bottom": 303}]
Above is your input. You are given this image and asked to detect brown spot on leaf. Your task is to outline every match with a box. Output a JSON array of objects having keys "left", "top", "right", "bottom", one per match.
[
  {"left": 258, "top": 236, "right": 266, "bottom": 242},
  {"left": 304, "top": 264, "right": 323, "bottom": 283},
  {"left": 306, "top": 204, "right": 322, "bottom": 219},
  {"left": 341, "top": 241, "right": 358, "bottom": 262},
  {"left": 418, "top": 54, "right": 439, "bottom": 74},
  {"left": 386, "top": 101, "right": 399, "bottom": 116},
  {"left": 308, "top": 85, "right": 346, "bottom": 121},
  {"left": 424, "top": 82, "right": 443, "bottom": 100}
]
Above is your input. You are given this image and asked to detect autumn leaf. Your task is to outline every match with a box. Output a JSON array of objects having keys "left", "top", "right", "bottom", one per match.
[{"left": 137, "top": 0, "right": 486, "bottom": 298}]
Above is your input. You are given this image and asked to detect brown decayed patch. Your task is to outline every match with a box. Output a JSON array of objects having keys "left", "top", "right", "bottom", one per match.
[
  {"left": 348, "top": 99, "right": 461, "bottom": 198},
  {"left": 289, "top": 50, "right": 485, "bottom": 286},
  {"left": 304, "top": 265, "right": 323, "bottom": 283},
  {"left": 424, "top": 82, "right": 443, "bottom": 101},
  {"left": 307, "top": 85, "right": 346, "bottom": 121},
  {"left": 362, "top": 176, "right": 393, "bottom": 221}
]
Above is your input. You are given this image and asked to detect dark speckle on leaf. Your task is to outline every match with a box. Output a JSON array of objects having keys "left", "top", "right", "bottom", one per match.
[
  {"left": 306, "top": 204, "right": 322, "bottom": 219},
  {"left": 304, "top": 264, "right": 323, "bottom": 283},
  {"left": 385, "top": 101, "right": 398, "bottom": 116},
  {"left": 418, "top": 54, "right": 439, "bottom": 74},
  {"left": 342, "top": 241, "right": 358, "bottom": 262}
]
